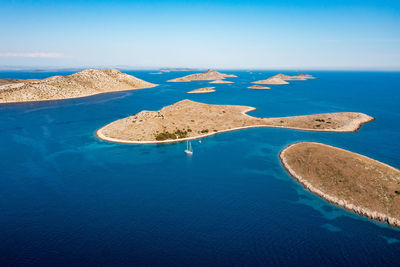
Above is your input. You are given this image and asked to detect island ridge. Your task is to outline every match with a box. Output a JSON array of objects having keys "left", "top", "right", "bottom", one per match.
[
  {"left": 0, "top": 69, "right": 157, "bottom": 103},
  {"left": 280, "top": 142, "right": 400, "bottom": 228},
  {"left": 96, "top": 100, "right": 373, "bottom": 144}
]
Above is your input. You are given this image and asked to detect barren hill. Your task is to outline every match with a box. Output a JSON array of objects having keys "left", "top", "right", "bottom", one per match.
[
  {"left": 0, "top": 69, "right": 157, "bottom": 103},
  {"left": 253, "top": 73, "right": 314, "bottom": 85},
  {"left": 97, "top": 100, "right": 373, "bottom": 144},
  {"left": 168, "top": 69, "right": 237, "bottom": 82}
]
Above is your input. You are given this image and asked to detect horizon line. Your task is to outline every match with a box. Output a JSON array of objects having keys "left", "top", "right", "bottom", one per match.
[{"left": 0, "top": 67, "right": 400, "bottom": 72}]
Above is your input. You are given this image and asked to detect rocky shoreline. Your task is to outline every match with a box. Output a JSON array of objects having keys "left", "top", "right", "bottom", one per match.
[{"left": 280, "top": 142, "right": 400, "bottom": 228}]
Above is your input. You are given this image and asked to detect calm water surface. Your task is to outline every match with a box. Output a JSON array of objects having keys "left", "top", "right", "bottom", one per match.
[{"left": 0, "top": 70, "right": 399, "bottom": 266}]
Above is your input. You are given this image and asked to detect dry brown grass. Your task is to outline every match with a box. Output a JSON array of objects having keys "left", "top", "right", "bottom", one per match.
[
  {"left": 280, "top": 142, "right": 400, "bottom": 227},
  {"left": 97, "top": 100, "right": 373, "bottom": 143}
]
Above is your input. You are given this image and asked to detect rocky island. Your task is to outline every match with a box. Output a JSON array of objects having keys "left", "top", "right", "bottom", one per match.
[
  {"left": 96, "top": 100, "right": 373, "bottom": 144},
  {"left": 280, "top": 142, "right": 400, "bottom": 228},
  {"left": 187, "top": 87, "right": 216, "bottom": 94},
  {"left": 253, "top": 73, "right": 314, "bottom": 85},
  {"left": 0, "top": 78, "right": 39, "bottom": 86},
  {"left": 0, "top": 69, "right": 157, "bottom": 103},
  {"left": 209, "top": 80, "right": 234, "bottom": 84},
  {"left": 168, "top": 69, "right": 237, "bottom": 82},
  {"left": 248, "top": 85, "right": 271, "bottom": 89}
]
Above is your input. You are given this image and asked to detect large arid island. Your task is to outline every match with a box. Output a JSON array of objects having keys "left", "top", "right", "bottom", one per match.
[
  {"left": 253, "top": 73, "right": 314, "bottom": 85},
  {"left": 168, "top": 69, "right": 237, "bottom": 82},
  {"left": 280, "top": 142, "right": 400, "bottom": 228},
  {"left": 0, "top": 69, "right": 157, "bottom": 103},
  {"left": 97, "top": 100, "right": 373, "bottom": 144}
]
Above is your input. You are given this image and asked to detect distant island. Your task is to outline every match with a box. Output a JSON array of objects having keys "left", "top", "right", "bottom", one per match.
[
  {"left": 96, "top": 100, "right": 373, "bottom": 144},
  {"left": 160, "top": 68, "right": 197, "bottom": 72},
  {"left": 0, "top": 69, "right": 157, "bottom": 103},
  {"left": 168, "top": 69, "right": 237, "bottom": 82},
  {"left": 209, "top": 80, "right": 234, "bottom": 84},
  {"left": 187, "top": 87, "right": 216, "bottom": 94},
  {"left": 0, "top": 78, "right": 38, "bottom": 86},
  {"left": 248, "top": 85, "right": 271, "bottom": 89},
  {"left": 253, "top": 73, "right": 314, "bottom": 85},
  {"left": 280, "top": 142, "right": 400, "bottom": 228}
]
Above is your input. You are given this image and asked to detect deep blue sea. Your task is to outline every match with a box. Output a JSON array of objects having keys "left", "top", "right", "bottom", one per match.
[{"left": 0, "top": 70, "right": 399, "bottom": 266}]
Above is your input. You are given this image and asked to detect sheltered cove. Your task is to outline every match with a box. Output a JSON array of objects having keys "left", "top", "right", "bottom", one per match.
[
  {"left": 280, "top": 142, "right": 400, "bottom": 228},
  {"left": 96, "top": 100, "right": 374, "bottom": 144}
]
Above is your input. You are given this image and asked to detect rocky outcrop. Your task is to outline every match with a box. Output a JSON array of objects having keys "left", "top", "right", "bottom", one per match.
[{"left": 0, "top": 78, "right": 38, "bottom": 86}]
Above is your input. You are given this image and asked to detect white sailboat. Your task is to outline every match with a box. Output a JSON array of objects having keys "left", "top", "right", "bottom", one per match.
[{"left": 184, "top": 140, "right": 193, "bottom": 155}]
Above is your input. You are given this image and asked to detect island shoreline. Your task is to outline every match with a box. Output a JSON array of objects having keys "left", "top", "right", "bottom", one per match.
[
  {"left": 0, "top": 85, "right": 158, "bottom": 105},
  {"left": 96, "top": 109, "right": 374, "bottom": 144},
  {"left": 279, "top": 142, "right": 400, "bottom": 228}
]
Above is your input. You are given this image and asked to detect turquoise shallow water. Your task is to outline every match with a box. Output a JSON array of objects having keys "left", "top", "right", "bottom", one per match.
[{"left": 0, "top": 70, "right": 399, "bottom": 266}]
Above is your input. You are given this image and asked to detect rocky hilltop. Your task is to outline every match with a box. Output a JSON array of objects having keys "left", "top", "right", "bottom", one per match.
[
  {"left": 253, "top": 73, "right": 314, "bottom": 85},
  {"left": 280, "top": 142, "right": 400, "bottom": 228},
  {"left": 97, "top": 100, "right": 373, "bottom": 144},
  {"left": 168, "top": 69, "right": 237, "bottom": 82},
  {"left": 0, "top": 78, "right": 38, "bottom": 86},
  {"left": 0, "top": 69, "right": 157, "bottom": 103}
]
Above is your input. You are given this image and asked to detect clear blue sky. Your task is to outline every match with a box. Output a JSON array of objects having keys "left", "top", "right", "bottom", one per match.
[{"left": 1, "top": 0, "right": 399, "bottom": 69}]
